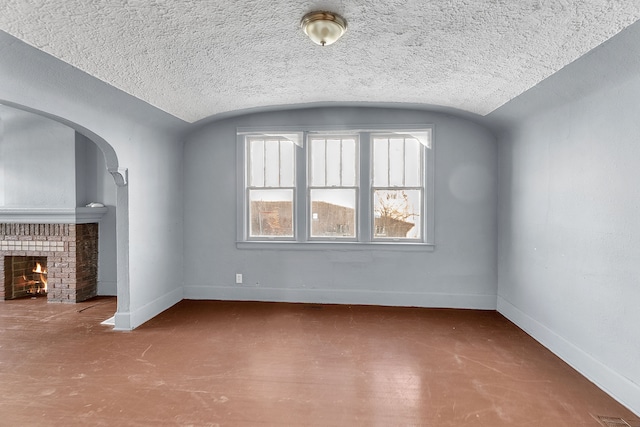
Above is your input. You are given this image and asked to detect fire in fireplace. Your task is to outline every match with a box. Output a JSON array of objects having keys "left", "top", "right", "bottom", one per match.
[{"left": 4, "top": 256, "right": 48, "bottom": 299}]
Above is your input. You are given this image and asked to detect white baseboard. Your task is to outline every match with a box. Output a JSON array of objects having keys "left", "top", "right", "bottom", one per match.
[
  {"left": 113, "top": 311, "right": 132, "bottom": 331},
  {"left": 183, "top": 285, "right": 497, "bottom": 310},
  {"left": 113, "top": 287, "right": 183, "bottom": 331},
  {"left": 497, "top": 296, "right": 640, "bottom": 417}
]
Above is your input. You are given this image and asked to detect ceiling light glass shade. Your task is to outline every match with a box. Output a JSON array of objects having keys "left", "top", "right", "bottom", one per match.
[{"left": 300, "top": 11, "right": 347, "bottom": 46}]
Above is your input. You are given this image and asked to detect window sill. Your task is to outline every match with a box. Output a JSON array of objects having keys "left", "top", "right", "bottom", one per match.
[{"left": 236, "top": 241, "right": 435, "bottom": 252}]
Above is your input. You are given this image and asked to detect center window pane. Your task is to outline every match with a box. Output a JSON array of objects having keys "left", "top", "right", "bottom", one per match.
[
  {"left": 309, "top": 136, "right": 357, "bottom": 187},
  {"left": 310, "top": 189, "right": 356, "bottom": 238}
]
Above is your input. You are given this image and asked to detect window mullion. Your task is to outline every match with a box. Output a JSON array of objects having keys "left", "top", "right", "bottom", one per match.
[
  {"left": 360, "top": 132, "right": 372, "bottom": 242},
  {"left": 324, "top": 138, "right": 328, "bottom": 186},
  {"left": 296, "top": 133, "right": 308, "bottom": 242},
  {"left": 339, "top": 139, "right": 343, "bottom": 186},
  {"left": 386, "top": 138, "right": 391, "bottom": 187}
]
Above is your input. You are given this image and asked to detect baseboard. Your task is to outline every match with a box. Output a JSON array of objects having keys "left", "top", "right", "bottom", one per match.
[
  {"left": 114, "top": 287, "right": 183, "bottom": 331},
  {"left": 184, "top": 285, "right": 497, "bottom": 310},
  {"left": 113, "top": 311, "right": 132, "bottom": 331},
  {"left": 497, "top": 296, "right": 640, "bottom": 417}
]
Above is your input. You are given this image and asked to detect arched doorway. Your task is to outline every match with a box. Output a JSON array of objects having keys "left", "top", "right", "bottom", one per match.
[{"left": 0, "top": 101, "right": 130, "bottom": 328}]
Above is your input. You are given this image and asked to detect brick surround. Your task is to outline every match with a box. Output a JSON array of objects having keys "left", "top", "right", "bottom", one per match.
[{"left": 1, "top": 223, "right": 98, "bottom": 303}]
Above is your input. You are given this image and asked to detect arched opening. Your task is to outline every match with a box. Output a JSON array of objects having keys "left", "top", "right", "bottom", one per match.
[{"left": 0, "top": 101, "right": 129, "bottom": 328}]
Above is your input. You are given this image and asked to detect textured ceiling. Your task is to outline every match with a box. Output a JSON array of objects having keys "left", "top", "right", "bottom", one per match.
[{"left": 1, "top": 1, "right": 639, "bottom": 123}]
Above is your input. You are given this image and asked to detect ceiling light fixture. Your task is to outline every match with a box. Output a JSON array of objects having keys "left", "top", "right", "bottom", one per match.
[{"left": 300, "top": 11, "right": 347, "bottom": 46}]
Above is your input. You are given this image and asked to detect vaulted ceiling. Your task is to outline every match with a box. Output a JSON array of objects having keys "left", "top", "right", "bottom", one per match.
[{"left": 1, "top": 1, "right": 638, "bottom": 123}]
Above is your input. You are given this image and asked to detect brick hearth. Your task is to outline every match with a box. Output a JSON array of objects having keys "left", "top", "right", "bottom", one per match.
[{"left": 1, "top": 223, "right": 98, "bottom": 303}]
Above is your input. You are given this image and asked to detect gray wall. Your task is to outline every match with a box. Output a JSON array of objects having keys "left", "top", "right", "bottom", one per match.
[
  {"left": 75, "top": 132, "right": 99, "bottom": 207},
  {"left": 495, "top": 24, "right": 640, "bottom": 414},
  {"left": 1, "top": 31, "right": 187, "bottom": 328},
  {"left": 0, "top": 106, "right": 76, "bottom": 207},
  {"left": 125, "top": 134, "right": 184, "bottom": 320},
  {"left": 184, "top": 107, "right": 498, "bottom": 308}
]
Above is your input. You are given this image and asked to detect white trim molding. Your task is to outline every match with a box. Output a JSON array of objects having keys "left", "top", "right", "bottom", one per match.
[
  {"left": 114, "top": 287, "right": 183, "bottom": 331},
  {"left": 108, "top": 167, "right": 128, "bottom": 186},
  {"left": 0, "top": 207, "right": 108, "bottom": 223},
  {"left": 184, "top": 285, "right": 497, "bottom": 310},
  {"left": 497, "top": 296, "right": 640, "bottom": 417}
]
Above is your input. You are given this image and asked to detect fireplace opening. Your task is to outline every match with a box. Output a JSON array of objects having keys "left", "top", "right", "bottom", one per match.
[{"left": 4, "top": 256, "right": 48, "bottom": 299}]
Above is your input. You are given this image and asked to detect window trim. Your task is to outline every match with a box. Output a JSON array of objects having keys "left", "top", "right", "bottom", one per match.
[
  {"left": 237, "top": 125, "right": 435, "bottom": 248},
  {"left": 370, "top": 132, "right": 426, "bottom": 242},
  {"left": 307, "top": 133, "right": 360, "bottom": 241},
  {"left": 243, "top": 133, "right": 300, "bottom": 241}
]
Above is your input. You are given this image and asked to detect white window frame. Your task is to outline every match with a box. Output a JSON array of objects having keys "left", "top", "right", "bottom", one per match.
[
  {"left": 370, "top": 132, "right": 426, "bottom": 242},
  {"left": 237, "top": 125, "right": 434, "bottom": 250},
  {"left": 307, "top": 133, "right": 360, "bottom": 241},
  {"left": 241, "top": 132, "right": 301, "bottom": 241},
  {"left": 245, "top": 134, "right": 298, "bottom": 240}
]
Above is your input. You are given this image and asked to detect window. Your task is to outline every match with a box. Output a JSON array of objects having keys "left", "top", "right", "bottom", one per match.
[
  {"left": 239, "top": 127, "right": 433, "bottom": 246},
  {"left": 372, "top": 133, "right": 424, "bottom": 240},
  {"left": 245, "top": 134, "right": 297, "bottom": 239},
  {"left": 308, "top": 135, "right": 358, "bottom": 239}
]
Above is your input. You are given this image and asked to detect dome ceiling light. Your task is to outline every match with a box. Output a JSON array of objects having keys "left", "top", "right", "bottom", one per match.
[{"left": 300, "top": 11, "right": 347, "bottom": 46}]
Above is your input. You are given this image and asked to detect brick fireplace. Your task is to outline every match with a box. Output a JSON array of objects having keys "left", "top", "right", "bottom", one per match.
[{"left": 1, "top": 210, "right": 104, "bottom": 303}]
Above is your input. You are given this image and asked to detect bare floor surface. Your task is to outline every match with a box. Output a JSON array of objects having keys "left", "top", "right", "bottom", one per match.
[{"left": 0, "top": 297, "right": 636, "bottom": 426}]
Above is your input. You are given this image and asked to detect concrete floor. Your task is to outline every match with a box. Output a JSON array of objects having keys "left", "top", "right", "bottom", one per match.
[{"left": 0, "top": 297, "right": 637, "bottom": 426}]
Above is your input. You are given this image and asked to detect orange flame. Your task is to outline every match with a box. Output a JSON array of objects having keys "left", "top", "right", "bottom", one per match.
[{"left": 32, "top": 262, "right": 48, "bottom": 293}]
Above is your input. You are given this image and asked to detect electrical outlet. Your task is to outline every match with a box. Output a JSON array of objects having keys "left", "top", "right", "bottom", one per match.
[{"left": 235, "top": 273, "right": 243, "bottom": 284}]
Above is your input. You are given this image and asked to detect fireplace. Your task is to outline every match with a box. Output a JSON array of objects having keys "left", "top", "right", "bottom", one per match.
[
  {"left": 1, "top": 223, "right": 99, "bottom": 303},
  {"left": 4, "top": 256, "right": 48, "bottom": 299}
]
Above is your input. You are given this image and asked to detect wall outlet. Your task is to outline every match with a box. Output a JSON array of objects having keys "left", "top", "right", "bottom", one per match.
[{"left": 235, "top": 273, "right": 243, "bottom": 284}]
